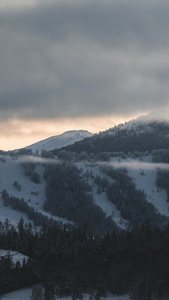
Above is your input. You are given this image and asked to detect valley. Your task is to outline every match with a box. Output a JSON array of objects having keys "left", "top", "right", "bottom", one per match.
[
  {"left": 1, "top": 152, "right": 168, "bottom": 231},
  {"left": 1, "top": 117, "right": 169, "bottom": 299}
]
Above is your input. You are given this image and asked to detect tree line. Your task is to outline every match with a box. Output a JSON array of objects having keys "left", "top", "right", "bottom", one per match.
[
  {"left": 44, "top": 162, "right": 117, "bottom": 233},
  {"left": 1, "top": 189, "right": 63, "bottom": 229},
  {"left": 99, "top": 165, "right": 168, "bottom": 228},
  {"left": 1, "top": 218, "right": 169, "bottom": 299},
  {"left": 52, "top": 121, "right": 169, "bottom": 155}
]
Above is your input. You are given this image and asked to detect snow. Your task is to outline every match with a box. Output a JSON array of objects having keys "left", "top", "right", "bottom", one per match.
[
  {"left": 0, "top": 156, "right": 72, "bottom": 227},
  {"left": 58, "top": 296, "right": 129, "bottom": 300},
  {"left": 25, "top": 130, "right": 93, "bottom": 154},
  {"left": 0, "top": 156, "right": 45, "bottom": 226},
  {"left": 119, "top": 109, "right": 169, "bottom": 132},
  {"left": 93, "top": 187, "right": 128, "bottom": 229},
  {"left": 78, "top": 156, "right": 169, "bottom": 227},
  {"left": 1, "top": 153, "right": 169, "bottom": 231},
  {"left": 0, "top": 202, "right": 31, "bottom": 228},
  {"left": 110, "top": 156, "right": 169, "bottom": 216},
  {"left": 1, "top": 289, "right": 129, "bottom": 300},
  {"left": 78, "top": 162, "right": 128, "bottom": 229},
  {"left": 1, "top": 287, "right": 32, "bottom": 299},
  {"left": 38, "top": 209, "right": 73, "bottom": 225},
  {"left": 0, "top": 249, "right": 28, "bottom": 265}
]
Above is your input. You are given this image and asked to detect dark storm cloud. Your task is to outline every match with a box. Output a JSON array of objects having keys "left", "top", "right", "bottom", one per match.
[
  {"left": 0, "top": 0, "right": 169, "bottom": 120},
  {"left": 4, "top": 0, "right": 169, "bottom": 49}
]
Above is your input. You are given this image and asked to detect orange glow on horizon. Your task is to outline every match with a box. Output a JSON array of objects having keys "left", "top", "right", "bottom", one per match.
[{"left": 0, "top": 114, "right": 141, "bottom": 151}]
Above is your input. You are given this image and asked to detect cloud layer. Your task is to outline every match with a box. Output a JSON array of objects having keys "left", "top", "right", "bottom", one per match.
[{"left": 1, "top": 0, "right": 169, "bottom": 121}]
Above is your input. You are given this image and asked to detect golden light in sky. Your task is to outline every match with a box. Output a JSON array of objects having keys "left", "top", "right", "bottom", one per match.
[
  {"left": 0, "top": 113, "right": 139, "bottom": 151},
  {"left": 0, "top": 1, "right": 169, "bottom": 152}
]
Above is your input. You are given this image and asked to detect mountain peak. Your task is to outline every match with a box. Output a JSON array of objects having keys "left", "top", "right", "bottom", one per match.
[
  {"left": 118, "top": 109, "right": 169, "bottom": 132},
  {"left": 25, "top": 130, "right": 93, "bottom": 154}
]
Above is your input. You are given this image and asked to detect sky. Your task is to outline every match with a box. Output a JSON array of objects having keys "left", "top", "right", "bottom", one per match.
[{"left": 1, "top": 0, "right": 169, "bottom": 150}]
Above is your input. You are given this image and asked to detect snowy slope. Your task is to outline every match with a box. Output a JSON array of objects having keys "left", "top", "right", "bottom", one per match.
[
  {"left": 1, "top": 153, "right": 169, "bottom": 231},
  {"left": 78, "top": 157, "right": 169, "bottom": 228},
  {"left": 1, "top": 287, "right": 33, "bottom": 300},
  {"left": 111, "top": 156, "right": 169, "bottom": 217},
  {"left": 1, "top": 289, "right": 129, "bottom": 300},
  {"left": 78, "top": 162, "right": 128, "bottom": 229},
  {"left": 25, "top": 130, "right": 93, "bottom": 154},
  {"left": 0, "top": 249, "right": 28, "bottom": 265},
  {"left": 0, "top": 156, "right": 128, "bottom": 230},
  {"left": 121, "top": 109, "right": 169, "bottom": 130},
  {"left": 103, "top": 110, "right": 169, "bottom": 141},
  {"left": 0, "top": 156, "right": 73, "bottom": 227},
  {"left": 92, "top": 184, "right": 128, "bottom": 229}
]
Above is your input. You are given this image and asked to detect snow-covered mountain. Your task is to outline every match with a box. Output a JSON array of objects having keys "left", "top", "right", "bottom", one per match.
[
  {"left": 25, "top": 130, "right": 93, "bottom": 154},
  {"left": 0, "top": 156, "right": 73, "bottom": 228},
  {"left": 1, "top": 112, "right": 169, "bottom": 300},
  {"left": 119, "top": 109, "right": 169, "bottom": 132},
  {"left": 59, "top": 113, "right": 169, "bottom": 154},
  {"left": 1, "top": 112, "right": 169, "bottom": 232},
  {"left": 0, "top": 152, "right": 168, "bottom": 232}
]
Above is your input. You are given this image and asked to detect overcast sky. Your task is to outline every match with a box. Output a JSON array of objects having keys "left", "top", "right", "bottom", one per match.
[{"left": 1, "top": 0, "right": 169, "bottom": 150}]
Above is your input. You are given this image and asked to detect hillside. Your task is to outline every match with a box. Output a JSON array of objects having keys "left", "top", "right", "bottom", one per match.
[
  {"left": 25, "top": 130, "right": 93, "bottom": 154},
  {"left": 0, "top": 156, "right": 75, "bottom": 229},
  {"left": 54, "top": 117, "right": 169, "bottom": 154},
  {"left": 0, "top": 114, "right": 169, "bottom": 232},
  {"left": 1, "top": 114, "right": 169, "bottom": 299},
  {"left": 1, "top": 152, "right": 169, "bottom": 299},
  {"left": 0, "top": 152, "right": 168, "bottom": 232}
]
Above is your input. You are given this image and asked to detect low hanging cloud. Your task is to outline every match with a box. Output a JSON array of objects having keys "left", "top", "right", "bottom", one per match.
[
  {"left": 1, "top": 0, "right": 169, "bottom": 121},
  {"left": 12, "top": 155, "right": 169, "bottom": 172},
  {"left": 109, "top": 161, "right": 169, "bottom": 171}
]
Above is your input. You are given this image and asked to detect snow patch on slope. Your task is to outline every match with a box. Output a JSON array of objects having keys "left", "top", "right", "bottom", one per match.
[
  {"left": 78, "top": 162, "right": 128, "bottom": 229},
  {"left": 111, "top": 156, "right": 169, "bottom": 217},
  {"left": 111, "top": 110, "right": 169, "bottom": 135},
  {"left": 0, "top": 156, "right": 72, "bottom": 227},
  {"left": 26, "top": 130, "right": 93, "bottom": 154},
  {"left": 1, "top": 290, "right": 129, "bottom": 300},
  {"left": 0, "top": 249, "right": 28, "bottom": 265}
]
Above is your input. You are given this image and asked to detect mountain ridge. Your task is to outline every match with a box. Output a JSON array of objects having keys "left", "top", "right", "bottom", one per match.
[
  {"left": 1, "top": 111, "right": 169, "bottom": 232},
  {"left": 1, "top": 111, "right": 169, "bottom": 299},
  {"left": 54, "top": 113, "right": 169, "bottom": 155},
  {"left": 25, "top": 130, "right": 93, "bottom": 154},
  {"left": 12, "top": 110, "right": 169, "bottom": 155}
]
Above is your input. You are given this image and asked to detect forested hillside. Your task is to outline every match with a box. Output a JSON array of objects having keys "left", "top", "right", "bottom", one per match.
[
  {"left": 1, "top": 218, "right": 169, "bottom": 299},
  {"left": 53, "top": 121, "right": 169, "bottom": 154},
  {"left": 1, "top": 117, "right": 169, "bottom": 299}
]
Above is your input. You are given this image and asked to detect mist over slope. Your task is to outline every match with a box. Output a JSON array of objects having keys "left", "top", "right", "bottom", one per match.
[
  {"left": 1, "top": 112, "right": 169, "bottom": 298},
  {"left": 1, "top": 111, "right": 169, "bottom": 232}
]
